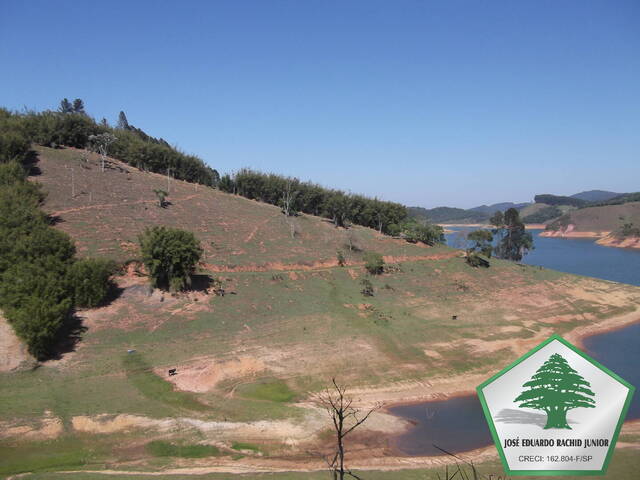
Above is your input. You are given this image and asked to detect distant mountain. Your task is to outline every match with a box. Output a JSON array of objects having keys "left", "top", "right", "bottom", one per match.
[
  {"left": 570, "top": 190, "right": 624, "bottom": 202},
  {"left": 408, "top": 206, "right": 489, "bottom": 224},
  {"left": 534, "top": 194, "right": 586, "bottom": 207},
  {"left": 408, "top": 202, "right": 529, "bottom": 224},
  {"left": 468, "top": 202, "right": 531, "bottom": 215}
]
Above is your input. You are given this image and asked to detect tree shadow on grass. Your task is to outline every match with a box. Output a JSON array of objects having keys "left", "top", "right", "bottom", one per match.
[
  {"left": 24, "top": 150, "right": 41, "bottom": 176},
  {"left": 44, "top": 313, "right": 88, "bottom": 361},
  {"left": 190, "top": 274, "right": 213, "bottom": 293},
  {"left": 495, "top": 408, "right": 579, "bottom": 428}
]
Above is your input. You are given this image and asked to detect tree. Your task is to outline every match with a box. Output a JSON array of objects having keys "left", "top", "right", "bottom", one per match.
[
  {"left": 491, "top": 208, "right": 533, "bottom": 261},
  {"left": 138, "top": 226, "right": 203, "bottom": 291},
  {"left": 514, "top": 353, "right": 595, "bottom": 429},
  {"left": 402, "top": 221, "right": 445, "bottom": 245},
  {"left": 0, "top": 260, "right": 73, "bottom": 359},
  {"left": 72, "top": 98, "right": 85, "bottom": 114},
  {"left": 88, "top": 133, "right": 117, "bottom": 172},
  {"left": 280, "top": 180, "right": 297, "bottom": 217},
  {"left": 364, "top": 252, "right": 384, "bottom": 275},
  {"left": 153, "top": 188, "right": 168, "bottom": 208},
  {"left": 58, "top": 98, "right": 73, "bottom": 114},
  {"left": 68, "top": 258, "right": 116, "bottom": 308},
  {"left": 314, "top": 379, "right": 381, "bottom": 480},
  {"left": 117, "top": 111, "right": 130, "bottom": 130},
  {"left": 466, "top": 229, "right": 493, "bottom": 266}
]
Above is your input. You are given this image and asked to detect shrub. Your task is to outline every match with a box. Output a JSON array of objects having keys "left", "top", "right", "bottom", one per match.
[
  {"left": 146, "top": 441, "right": 220, "bottom": 458},
  {"left": 364, "top": 252, "right": 384, "bottom": 275},
  {"left": 138, "top": 226, "right": 203, "bottom": 291},
  {"left": 386, "top": 223, "right": 402, "bottom": 236},
  {"left": 68, "top": 258, "right": 116, "bottom": 308},
  {"left": 466, "top": 251, "right": 490, "bottom": 268},
  {"left": 360, "top": 278, "right": 374, "bottom": 296}
]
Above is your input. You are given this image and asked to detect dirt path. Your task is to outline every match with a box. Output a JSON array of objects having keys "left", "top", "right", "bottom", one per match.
[
  {"left": 204, "top": 251, "right": 461, "bottom": 273},
  {"left": 50, "top": 194, "right": 202, "bottom": 217},
  {"left": 244, "top": 218, "right": 271, "bottom": 243}
]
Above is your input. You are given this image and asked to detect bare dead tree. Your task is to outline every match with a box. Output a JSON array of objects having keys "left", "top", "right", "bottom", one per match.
[
  {"left": 88, "top": 133, "right": 117, "bottom": 172},
  {"left": 281, "top": 180, "right": 296, "bottom": 217},
  {"left": 314, "top": 378, "right": 382, "bottom": 480},
  {"left": 376, "top": 211, "right": 384, "bottom": 234}
]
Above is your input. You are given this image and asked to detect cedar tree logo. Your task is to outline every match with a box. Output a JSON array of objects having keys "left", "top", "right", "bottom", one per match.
[
  {"left": 514, "top": 353, "right": 595, "bottom": 430},
  {"left": 477, "top": 334, "right": 634, "bottom": 476}
]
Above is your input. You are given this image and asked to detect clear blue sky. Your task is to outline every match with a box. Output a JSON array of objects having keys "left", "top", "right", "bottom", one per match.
[{"left": 1, "top": 0, "right": 638, "bottom": 208}]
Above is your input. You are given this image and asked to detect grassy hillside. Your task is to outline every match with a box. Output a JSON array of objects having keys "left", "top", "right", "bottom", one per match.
[
  {"left": 35, "top": 146, "right": 431, "bottom": 268},
  {"left": 1, "top": 146, "right": 639, "bottom": 477},
  {"left": 547, "top": 202, "right": 640, "bottom": 232}
]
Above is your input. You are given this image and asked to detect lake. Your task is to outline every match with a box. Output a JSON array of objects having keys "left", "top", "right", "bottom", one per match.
[
  {"left": 389, "top": 229, "right": 639, "bottom": 456},
  {"left": 446, "top": 228, "right": 640, "bottom": 287}
]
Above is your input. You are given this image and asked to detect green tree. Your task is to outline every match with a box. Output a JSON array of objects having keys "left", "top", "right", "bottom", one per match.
[
  {"left": 491, "top": 208, "right": 533, "bottom": 261},
  {"left": 68, "top": 258, "right": 116, "bottom": 308},
  {"left": 138, "top": 226, "right": 203, "bottom": 291},
  {"left": 514, "top": 353, "right": 595, "bottom": 429},
  {"left": 58, "top": 98, "right": 73, "bottom": 113},
  {"left": 402, "top": 221, "right": 445, "bottom": 245},
  {"left": 117, "top": 111, "right": 130, "bottom": 129},
  {"left": 364, "top": 252, "right": 384, "bottom": 275},
  {"left": 465, "top": 229, "right": 493, "bottom": 268},
  {"left": 467, "top": 230, "right": 493, "bottom": 257},
  {"left": 72, "top": 98, "right": 85, "bottom": 114},
  {"left": 0, "top": 261, "right": 73, "bottom": 359}
]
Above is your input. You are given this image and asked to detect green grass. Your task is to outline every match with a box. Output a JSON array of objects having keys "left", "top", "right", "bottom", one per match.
[
  {"left": 146, "top": 440, "right": 220, "bottom": 458},
  {"left": 0, "top": 435, "right": 109, "bottom": 476},
  {"left": 231, "top": 441, "right": 261, "bottom": 453},
  {"left": 122, "top": 353, "right": 210, "bottom": 413},
  {"left": 236, "top": 378, "right": 296, "bottom": 403}
]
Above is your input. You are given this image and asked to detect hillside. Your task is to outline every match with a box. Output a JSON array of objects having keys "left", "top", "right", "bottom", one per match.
[
  {"left": 542, "top": 202, "right": 640, "bottom": 248},
  {"left": 1, "top": 145, "right": 639, "bottom": 478},
  {"left": 467, "top": 202, "right": 530, "bottom": 215},
  {"left": 35, "top": 146, "right": 432, "bottom": 268}
]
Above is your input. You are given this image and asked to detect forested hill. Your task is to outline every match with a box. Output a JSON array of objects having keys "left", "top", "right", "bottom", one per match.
[{"left": 1, "top": 99, "right": 444, "bottom": 238}]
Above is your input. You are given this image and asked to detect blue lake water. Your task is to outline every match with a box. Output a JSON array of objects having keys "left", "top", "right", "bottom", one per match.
[
  {"left": 389, "top": 229, "right": 639, "bottom": 455},
  {"left": 445, "top": 228, "right": 640, "bottom": 286}
]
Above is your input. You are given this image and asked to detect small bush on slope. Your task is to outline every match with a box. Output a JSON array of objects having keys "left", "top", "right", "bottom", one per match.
[{"left": 364, "top": 251, "right": 385, "bottom": 275}]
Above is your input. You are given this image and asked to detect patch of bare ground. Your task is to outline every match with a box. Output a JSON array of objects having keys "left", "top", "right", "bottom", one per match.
[
  {"left": 0, "top": 313, "right": 33, "bottom": 372},
  {"left": 596, "top": 234, "right": 640, "bottom": 250},
  {"left": 157, "top": 356, "right": 266, "bottom": 393},
  {"left": 0, "top": 410, "right": 63, "bottom": 440}
]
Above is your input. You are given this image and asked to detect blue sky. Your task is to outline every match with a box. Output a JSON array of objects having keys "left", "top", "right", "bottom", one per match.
[{"left": 1, "top": 0, "right": 638, "bottom": 208}]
